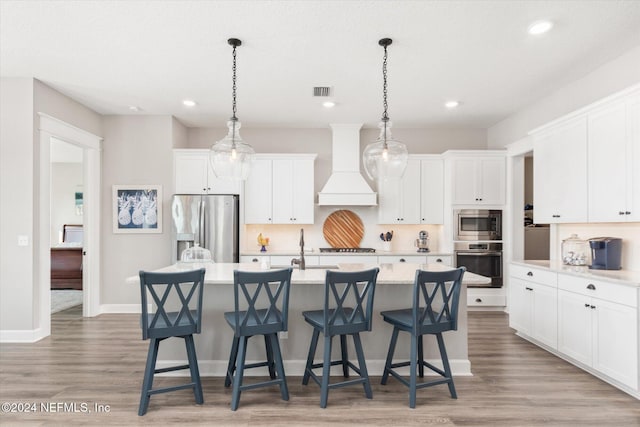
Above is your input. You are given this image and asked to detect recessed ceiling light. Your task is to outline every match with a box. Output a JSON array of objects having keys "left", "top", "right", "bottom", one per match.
[
  {"left": 445, "top": 100, "right": 460, "bottom": 109},
  {"left": 128, "top": 105, "right": 141, "bottom": 112},
  {"left": 183, "top": 99, "right": 197, "bottom": 107},
  {"left": 322, "top": 101, "right": 336, "bottom": 108},
  {"left": 528, "top": 20, "right": 553, "bottom": 35}
]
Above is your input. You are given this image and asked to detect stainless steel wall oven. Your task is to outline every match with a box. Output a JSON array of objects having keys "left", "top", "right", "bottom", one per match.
[{"left": 454, "top": 242, "right": 503, "bottom": 288}]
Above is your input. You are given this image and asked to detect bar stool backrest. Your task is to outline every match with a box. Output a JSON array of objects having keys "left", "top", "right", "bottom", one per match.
[
  {"left": 232, "top": 268, "right": 293, "bottom": 337},
  {"left": 139, "top": 268, "right": 206, "bottom": 340},
  {"left": 323, "top": 268, "right": 379, "bottom": 336},
  {"left": 412, "top": 267, "right": 465, "bottom": 335}
]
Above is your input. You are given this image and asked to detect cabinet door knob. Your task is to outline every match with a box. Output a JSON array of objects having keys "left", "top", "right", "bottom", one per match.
[
  {"left": 527, "top": 271, "right": 533, "bottom": 276},
  {"left": 436, "top": 258, "right": 442, "bottom": 263},
  {"left": 587, "top": 284, "right": 596, "bottom": 290},
  {"left": 399, "top": 258, "right": 406, "bottom": 262}
]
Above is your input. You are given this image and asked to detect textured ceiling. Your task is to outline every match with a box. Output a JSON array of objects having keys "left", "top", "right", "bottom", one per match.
[{"left": 2, "top": 0, "right": 639, "bottom": 129}]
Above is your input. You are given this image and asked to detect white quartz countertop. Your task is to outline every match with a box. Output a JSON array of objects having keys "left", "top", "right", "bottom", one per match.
[
  {"left": 128, "top": 262, "right": 489, "bottom": 286},
  {"left": 512, "top": 260, "right": 640, "bottom": 286},
  {"left": 242, "top": 250, "right": 453, "bottom": 257}
]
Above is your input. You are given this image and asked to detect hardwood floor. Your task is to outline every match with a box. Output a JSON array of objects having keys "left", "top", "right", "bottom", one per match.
[{"left": 1, "top": 307, "right": 638, "bottom": 426}]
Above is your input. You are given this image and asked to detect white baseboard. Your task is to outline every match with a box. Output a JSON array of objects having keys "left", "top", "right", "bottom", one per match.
[
  {"left": 155, "top": 358, "right": 472, "bottom": 377},
  {"left": 0, "top": 327, "right": 47, "bottom": 343}
]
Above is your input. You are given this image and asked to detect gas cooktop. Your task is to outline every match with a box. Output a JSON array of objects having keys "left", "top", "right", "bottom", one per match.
[{"left": 319, "top": 248, "right": 376, "bottom": 253}]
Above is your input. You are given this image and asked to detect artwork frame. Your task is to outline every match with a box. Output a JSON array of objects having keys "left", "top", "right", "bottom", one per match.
[{"left": 112, "top": 185, "right": 162, "bottom": 234}]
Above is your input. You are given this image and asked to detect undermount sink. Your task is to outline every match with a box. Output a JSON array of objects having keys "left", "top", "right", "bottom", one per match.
[{"left": 271, "top": 265, "right": 339, "bottom": 270}]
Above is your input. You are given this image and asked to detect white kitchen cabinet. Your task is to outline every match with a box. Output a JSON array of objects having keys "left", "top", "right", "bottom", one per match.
[
  {"left": 420, "top": 158, "right": 444, "bottom": 224},
  {"left": 378, "top": 159, "right": 421, "bottom": 224},
  {"left": 377, "top": 255, "right": 425, "bottom": 264},
  {"left": 320, "top": 255, "right": 378, "bottom": 265},
  {"left": 426, "top": 255, "right": 452, "bottom": 266},
  {"left": 451, "top": 155, "right": 505, "bottom": 206},
  {"left": 533, "top": 117, "right": 588, "bottom": 223},
  {"left": 508, "top": 264, "right": 558, "bottom": 349},
  {"left": 557, "top": 274, "right": 638, "bottom": 390},
  {"left": 377, "top": 156, "right": 444, "bottom": 225},
  {"left": 588, "top": 94, "right": 640, "bottom": 222},
  {"left": 243, "top": 154, "right": 316, "bottom": 224},
  {"left": 173, "top": 150, "right": 241, "bottom": 194}
]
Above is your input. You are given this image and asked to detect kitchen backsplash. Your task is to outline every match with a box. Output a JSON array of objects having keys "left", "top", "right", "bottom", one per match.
[
  {"left": 555, "top": 223, "right": 640, "bottom": 271},
  {"left": 243, "top": 205, "right": 443, "bottom": 254}
]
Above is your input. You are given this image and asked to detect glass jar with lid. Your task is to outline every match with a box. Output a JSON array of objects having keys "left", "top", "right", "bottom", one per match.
[
  {"left": 180, "top": 243, "right": 213, "bottom": 264},
  {"left": 561, "top": 234, "right": 590, "bottom": 266}
]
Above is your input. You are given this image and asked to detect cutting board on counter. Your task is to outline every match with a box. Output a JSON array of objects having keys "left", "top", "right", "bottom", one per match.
[{"left": 322, "top": 210, "right": 364, "bottom": 248}]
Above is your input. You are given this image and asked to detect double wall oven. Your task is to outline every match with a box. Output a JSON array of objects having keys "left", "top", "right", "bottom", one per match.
[{"left": 454, "top": 209, "right": 503, "bottom": 288}]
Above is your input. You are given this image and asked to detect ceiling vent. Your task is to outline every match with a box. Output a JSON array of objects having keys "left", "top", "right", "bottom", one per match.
[{"left": 313, "top": 86, "right": 332, "bottom": 97}]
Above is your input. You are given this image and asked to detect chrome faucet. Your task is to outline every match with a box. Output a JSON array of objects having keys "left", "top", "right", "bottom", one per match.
[{"left": 291, "top": 228, "right": 306, "bottom": 270}]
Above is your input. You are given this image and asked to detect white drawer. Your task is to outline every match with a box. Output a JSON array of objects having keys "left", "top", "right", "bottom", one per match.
[
  {"left": 510, "top": 264, "right": 557, "bottom": 286},
  {"left": 558, "top": 274, "right": 638, "bottom": 307},
  {"left": 320, "top": 255, "right": 378, "bottom": 265},
  {"left": 378, "top": 255, "right": 426, "bottom": 264},
  {"left": 426, "top": 255, "right": 453, "bottom": 266},
  {"left": 467, "top": 294, "right": 506, "bottom": 307}
]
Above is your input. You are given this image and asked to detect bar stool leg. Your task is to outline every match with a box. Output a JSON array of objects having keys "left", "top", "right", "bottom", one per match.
[
  {"left": 409, "top": 334, "right": 419, "bottom": 409},
  {"left": 418, "top": 335, "right": 424, "bottom": 378},
  {"left": 320, "top": 335, "right": 333, "bottom": 408},
  {"left": 269, "top": 333, "right": 289, "bottom": 401},
  {"left": 231, "top": 336, "right": 248, "bottom": 411},
  {"left": 139, "top": 338, "right": 160, "bottom": 416},
  {"left": 185, "top": 334, "right": 204, "bottom": 404},
  {"left": 381, "top": 327, "right": 399, "bottom": 385},
  {"left": 265, "top": 334, "right": 276, "bottom": 379},
  {"left": 303, "top": 329, "right": 319, "bottom": 385},
  {"left": 225, "top": 336, "right": 239, "bottom": 387},
  {"left": 340, "top": 334, "right": 349, "bottom": 377},
  {"left": 352, "top": 333, "right": 372, "bottom": 399},
  {"left": 436, "top": 332, "right": 457, "bottom": 399}
]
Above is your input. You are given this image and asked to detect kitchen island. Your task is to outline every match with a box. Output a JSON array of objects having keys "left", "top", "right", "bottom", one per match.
[{"left": 128, "top": 262, "right": 490, "bottom": 377}]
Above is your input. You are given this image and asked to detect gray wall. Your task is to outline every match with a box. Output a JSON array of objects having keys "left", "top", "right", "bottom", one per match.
[
  {"left": 100, "top": 116, "right": 175, "bottom": 305},
  {"left": 487, "top": 45, "right": 640, "bottom": 148},
  {"left": 0, "top": 78, "right": 102, "bottom": 333}
]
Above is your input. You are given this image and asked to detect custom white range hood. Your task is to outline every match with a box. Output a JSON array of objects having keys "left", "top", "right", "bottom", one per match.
[{"left": 317, "top": 124, "right": 377, "bottom": 206}]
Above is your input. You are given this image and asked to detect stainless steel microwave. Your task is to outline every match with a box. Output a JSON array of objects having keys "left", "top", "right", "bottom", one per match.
[{"left": 454, "top": 209, "right": 502, "bottom": 241}]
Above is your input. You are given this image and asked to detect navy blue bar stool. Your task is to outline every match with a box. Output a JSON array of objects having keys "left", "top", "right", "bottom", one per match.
[
  {"left": 138, "top": 268, "right": 206, "bottom": 416},
  {"left": 224, "top": 268, "right": 293, "bottom": 411},
  {"left": 380, "top": 267, "right": 465, "bottom": 408},
  {"left": 302, "top": 268, "right": 379, "bottom": 408}
]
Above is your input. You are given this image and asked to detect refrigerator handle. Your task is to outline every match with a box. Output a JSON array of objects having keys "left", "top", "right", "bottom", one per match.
[{"left": 198, "top": 196, "right": 206, "bottom": 248}]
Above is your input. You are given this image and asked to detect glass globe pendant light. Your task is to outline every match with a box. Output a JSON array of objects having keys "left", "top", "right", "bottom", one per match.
[
  {"left": 210, "top": 38, "right": 255, "bottom": 180},
  {"left": 362, "top": 38, "right": 408, "bottom": 181}
]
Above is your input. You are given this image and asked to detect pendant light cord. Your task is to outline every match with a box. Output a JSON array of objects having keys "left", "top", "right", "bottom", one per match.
[
  {"left": 381, "top": 41, "right": 390, "bottom": 146},
  {"left": 231, "top": 43, "right": 237, "bottom": 122}
]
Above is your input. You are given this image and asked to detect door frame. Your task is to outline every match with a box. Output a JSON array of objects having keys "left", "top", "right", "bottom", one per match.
[{"left": 38, "top": 113, "right": 102, "bottom": 336}]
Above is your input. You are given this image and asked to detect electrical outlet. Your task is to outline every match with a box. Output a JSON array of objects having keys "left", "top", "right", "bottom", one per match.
[
  {"left": 279, "top": 331, "right": 288, "bottom": 340},
  {"left": 18, "top": 235, "right": 29, "bottom": 246}
]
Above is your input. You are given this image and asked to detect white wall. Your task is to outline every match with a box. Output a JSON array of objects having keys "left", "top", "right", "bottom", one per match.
[
  {"left": 50, "top": 162, "right": 83, "bottom": 244},
  {"left": 0, "top": 78, "right": 35, "bottom": 331},
  {"left": 488, "top": 45, "right": 640, "bottom": 149},
  {"left": 100, "top": 116, "right": 175, "bottom": 306}
]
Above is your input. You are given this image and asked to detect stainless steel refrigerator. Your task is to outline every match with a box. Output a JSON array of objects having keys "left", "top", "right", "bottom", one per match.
[{"left": 171, "top": 194, "right": 239, "bottom": 263}]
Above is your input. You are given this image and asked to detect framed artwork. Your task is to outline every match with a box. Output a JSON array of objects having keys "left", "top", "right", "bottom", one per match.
[{"left": 112, "top": 185, "right": 162, "bottom": 233}]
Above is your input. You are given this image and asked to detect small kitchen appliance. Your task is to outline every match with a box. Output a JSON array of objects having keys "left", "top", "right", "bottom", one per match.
[
  {"left": 589, "top": 237, "right": 622, "bottom": 270},
  {"left": 415, "top": 230, "right": 430, "bottom": 253}
]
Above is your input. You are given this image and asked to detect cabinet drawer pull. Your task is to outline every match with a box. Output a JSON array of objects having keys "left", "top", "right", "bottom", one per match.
[
  {"left": 590, "top": 305, "right": 596, "bottom": 309},
  {"left": 399, "top": 258, "right": 406, "bottom": 262},
  {"left": 252, "top": 258, "right": 258, "bottom": 262},
  {"left": 619, "top": 211, "right": 625, "bottom": 215},
  {"left": 552, "top": 214, "right": 561, "bottom": 218},
  {"left": 527, "top": 271, "right": 533, "bottom": 276},
  {"left": 436, "top": 258, "right": 442, "bottom": 263},
  {"left": 475, "top": 298, "right": 482, "bottom": 303},
  {"left": 584, "top": 303, "right": 590, "bottom": 308},
  {"left": 525, "top": 287, "right": 533, "bottom": 291},
  {"left": 626, "top": 211, "right": 631, "bottom": 215},
  {"left": 586, "top": 284, "right": 596, "bottom": 290}
]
